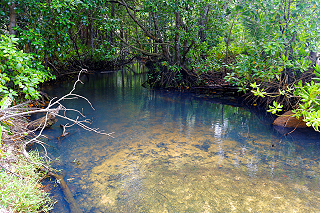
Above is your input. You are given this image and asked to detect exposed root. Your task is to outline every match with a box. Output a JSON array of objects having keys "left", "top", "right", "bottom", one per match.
[
  {"left": 144, "top": 62, "right": 199, "bottom": 88},
  {"left": 244, "top": 70, "right": 314, "bottom": 110}
]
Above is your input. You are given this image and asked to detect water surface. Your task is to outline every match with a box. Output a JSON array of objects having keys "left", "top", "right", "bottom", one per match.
[{"left": 42, "top": 70, "right": 320, "bottom": 212}]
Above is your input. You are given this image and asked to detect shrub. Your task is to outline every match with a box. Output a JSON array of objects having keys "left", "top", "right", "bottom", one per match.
[{"left": 0, "top": 34, "right": 54, "bottom": 101}]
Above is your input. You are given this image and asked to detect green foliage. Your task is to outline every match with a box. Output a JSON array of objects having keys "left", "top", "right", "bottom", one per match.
[
  {"left": 267, "top": 101, "right": 283, "bottom": 114},
  {"left": 223, "top": 1, "right": 320, "bottom": 132},
  {"left": 251, "top": 82, "right": 267, "bottom": 97},
  {"left": 0, "top": 34, "right": 54, "bottom": 100},
  {"left": 303, "top": 110, "right": 320, "bottom": 131},
  {"left": 292, "top": 81, "right": 320, "bottom": 131},
  {"left": 192, "top": 39, "right": 227, "bottom": 74},
  {"left": 1, "top": 0, "right": 320, "bottom": 132},
  {"left": 225, "top": 53, "right": 283, "bottom": 91},
  {"left": 0, "top": 0, "right": 115, "bottom": 69},
  {"left": 93, "top": 42, "right": 118, "bottom": 61},
  {"left": 224, "top": 0, "right": 319, "bottom": 91},
  {"left": 251, "top": 79, "right": 320, "bottom": 131},
  {"left": 257, "top": 80, "right": 320, "bottom": 131},
  {"left": 0, "top": 95, "right": 12, "bottom": 144},
  {"left": 313, "top": 63, "right": 320, "bottom": 82}
]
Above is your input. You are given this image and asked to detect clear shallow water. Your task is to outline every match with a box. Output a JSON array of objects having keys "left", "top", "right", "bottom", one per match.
[{"left": 41, "top": 70, "right": 320, "bottom": 212}]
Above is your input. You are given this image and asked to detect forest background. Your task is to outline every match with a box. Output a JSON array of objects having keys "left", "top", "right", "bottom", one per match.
[
  {"left": 1, "top": 0, "right": 320, "bottom": 129},
  {"left": 0, "top": 0, "right": 320, "bottom": 211}
]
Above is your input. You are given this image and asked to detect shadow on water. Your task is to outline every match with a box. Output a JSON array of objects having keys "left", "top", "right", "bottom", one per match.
[{"left": 40, "top": 67, "right": 320, "bottom": 212}]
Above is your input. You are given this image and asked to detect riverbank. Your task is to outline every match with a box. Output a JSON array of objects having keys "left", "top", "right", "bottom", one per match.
[
  {"left": 0, "top": 69, "right": 117, "bottom": 212},
  {"left": 0, "top": 149, "right": 54, "bottom": 212},
  {"left": 0, "top": 100, "right": 55, "bottom": 212}
]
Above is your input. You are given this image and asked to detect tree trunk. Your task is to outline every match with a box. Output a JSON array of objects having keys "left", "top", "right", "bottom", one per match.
[
  {"left": 152, "top": 11, "right": 171, "bottom": 62},
  {"left": 90, "top": 11, "right": 94, "bottom": 56},
  {"left": 198, "top": 5, "right": 209, "bottom": 42},
  {"left": 8, "top": 2, "right": 16, "bottom": 35},
  {"left": 174, "top": 12, "right": 181, "bottom": 65},
  {"left": 110, "top": 3, "right": 115, "bottom": 49}
]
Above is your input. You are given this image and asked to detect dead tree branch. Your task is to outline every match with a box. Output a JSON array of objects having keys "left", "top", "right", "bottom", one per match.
[{"left": 1, "top": 69, "right": 114, "bottom": 164}]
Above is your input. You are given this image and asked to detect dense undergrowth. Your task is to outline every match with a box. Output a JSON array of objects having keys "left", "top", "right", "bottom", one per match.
[{"left": 0, "top": 151, "right": 54, "bottom": 212}]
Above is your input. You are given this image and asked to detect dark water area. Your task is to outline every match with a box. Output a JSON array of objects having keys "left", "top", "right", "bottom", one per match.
[{"left": 40, "top": 68, "right": 320, "bottom": 212}]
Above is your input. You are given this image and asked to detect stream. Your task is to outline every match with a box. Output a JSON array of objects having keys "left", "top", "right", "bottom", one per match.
[{"left": 41, "top": 67, "right": 320, "bottom": 212}]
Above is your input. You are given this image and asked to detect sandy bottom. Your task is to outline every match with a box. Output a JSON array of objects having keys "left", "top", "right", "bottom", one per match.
[{"left": 54, "top": 123, "right": 320, "bottom": 213}]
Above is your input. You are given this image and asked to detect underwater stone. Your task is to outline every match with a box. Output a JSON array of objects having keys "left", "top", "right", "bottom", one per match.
[{"left": 273, "top": 111, "right": 307, "bottom": 128}]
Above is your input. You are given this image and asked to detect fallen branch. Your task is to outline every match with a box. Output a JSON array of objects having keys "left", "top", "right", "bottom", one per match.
[
  {"left": 39, "top": 167, "right": 82, "bottom": 213},
  {"left": 27, "top": 106, "right": 61, "bottom": 130},
  {"left": 21, "top": 69, "right": 113, "bottom": 153},
  {"left": 0, "top": 69, "right": 114, "bottom": 212}
]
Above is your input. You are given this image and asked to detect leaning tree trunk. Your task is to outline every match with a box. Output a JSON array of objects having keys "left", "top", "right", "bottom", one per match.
[{"left": 198, "top": 5, "right": 209, "bottom": 42}]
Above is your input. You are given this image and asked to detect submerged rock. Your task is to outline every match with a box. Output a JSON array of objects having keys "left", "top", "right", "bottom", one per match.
[{"left": 273, "top": 111, "right": 307, "bottom": 128}]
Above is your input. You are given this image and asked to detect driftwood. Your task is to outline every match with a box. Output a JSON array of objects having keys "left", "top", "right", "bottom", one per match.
[
  {"left": 27, "top": 107, "right": 61, "bottom": 130},
  {"left": 27, "top": 113, "right": 57, "bottom": 130},
  {"left": 39, "top": 167, "right": 82, "bottom": 213}
]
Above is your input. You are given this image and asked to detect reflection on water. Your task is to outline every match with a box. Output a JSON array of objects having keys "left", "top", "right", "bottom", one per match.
[{"left": 42, "top": 70, "right": 320, "bottom": 212}]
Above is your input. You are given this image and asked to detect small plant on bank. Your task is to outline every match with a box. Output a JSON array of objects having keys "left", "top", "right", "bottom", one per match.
[{"left": 0, "top": 151, "right": 54, "bottom": 212}]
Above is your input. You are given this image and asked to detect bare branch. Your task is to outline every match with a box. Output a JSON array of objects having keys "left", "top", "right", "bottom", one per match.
[
  {"left": 121, "top": 0, "right": 159, "bottom": 42},
  {"left": 105, "top": 14, "right": 161, "bottom": 57},
  {"left": 107, "top": 0, "right": 139, "bottom": 11},
  {"left": 0, "top": 69, "right": 114, "bottom": 171}
]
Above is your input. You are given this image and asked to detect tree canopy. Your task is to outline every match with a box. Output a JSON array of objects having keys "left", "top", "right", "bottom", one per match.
[{"left": 1, "top": 0, "right": 320, "bottom": 130}]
